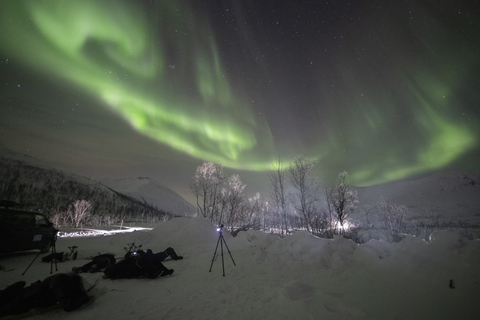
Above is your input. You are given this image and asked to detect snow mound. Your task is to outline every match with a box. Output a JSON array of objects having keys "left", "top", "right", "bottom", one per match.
[{"left": 0, "top": 217, "right": 479, "bottom": 319}]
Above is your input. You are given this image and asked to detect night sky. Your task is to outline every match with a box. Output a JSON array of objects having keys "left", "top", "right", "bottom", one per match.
[{"left": 1, "top": 0, "right": 479, "bottom": 201}]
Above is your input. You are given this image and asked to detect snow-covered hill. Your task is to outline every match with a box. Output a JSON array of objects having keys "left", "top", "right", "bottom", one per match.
[
  {"left": 100, "top": 177, "right": 196, "bottom": 217},
  {"left": 354, "top": 172, "right": 480, "bottom": 224},
  {"left": 0, "top": 145, "right": 195, "bottom": 217}
]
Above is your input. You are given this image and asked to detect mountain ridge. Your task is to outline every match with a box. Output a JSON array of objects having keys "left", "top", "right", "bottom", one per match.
[
  {"left": 100, "top": 176, "right": 196, "bottom": 217},
  {"left": 0, "top": 145, "right": 195, "bottom": 217}
]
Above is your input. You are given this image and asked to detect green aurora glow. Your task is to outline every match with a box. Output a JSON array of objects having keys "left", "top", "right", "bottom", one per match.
[
  {"left": 1, "top": 0, "right": 478, "bottom": 186},
  {"left": 1, "top": 0, "right": 276, "bottom": 169}
]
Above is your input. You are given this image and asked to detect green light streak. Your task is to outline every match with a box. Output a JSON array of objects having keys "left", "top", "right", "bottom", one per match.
[
  {"left": 0, "top": 0, "right": 276, "bottom": 171},
  {"left": 0, "top": 1, "right": 477, "bottom": 185},
  {"left": 350, "top": 72, "right": 476, "bottom": 186}
]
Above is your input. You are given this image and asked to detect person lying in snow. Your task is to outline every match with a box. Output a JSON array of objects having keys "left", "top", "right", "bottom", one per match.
[
  {"left": 72, "top": 253, "right": 116, "bottom": 273},
  {"left": 104, "top": 247, "right": 182, "bottom": 280},
  {"left": 0, "top": 273, "right": 89, "bottom": 317}
]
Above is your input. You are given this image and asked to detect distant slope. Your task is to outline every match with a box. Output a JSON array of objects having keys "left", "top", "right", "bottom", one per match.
[
  {"left": 0, "top": 146, "right": 191, "bottom": 218},
  {"left": 0, "top": 144, "right": 55, "bottom": 170},
  {"left": 100, "top": 177, "right": 196, "bottom": 217},
  {"left": 0, "top": 156, "right": 168, "bottom": 220},
  {"left": 354, "top": 172, "right": 480, "bottom": 223}
]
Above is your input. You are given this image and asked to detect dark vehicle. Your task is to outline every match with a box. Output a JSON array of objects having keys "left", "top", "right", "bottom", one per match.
[{"left": 0, "top": 202, "right": 57, "bottom": 254}]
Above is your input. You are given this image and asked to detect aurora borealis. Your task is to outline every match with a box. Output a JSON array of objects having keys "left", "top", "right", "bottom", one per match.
[{"left": 1, "top": 0, "right": 479, "bottom": 197}]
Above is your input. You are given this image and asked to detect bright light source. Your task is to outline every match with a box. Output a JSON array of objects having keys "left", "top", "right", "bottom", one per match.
[{"left": 337, "top": 221, "right": 353, "bottom": 230}]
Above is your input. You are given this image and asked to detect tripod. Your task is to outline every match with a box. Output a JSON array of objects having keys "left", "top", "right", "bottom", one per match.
[
  {"left": 209, "top": 225, "right": 236, "bottom": 276},
  {"left": 22, "top": 232, "right": 58, "bottom": 275}
]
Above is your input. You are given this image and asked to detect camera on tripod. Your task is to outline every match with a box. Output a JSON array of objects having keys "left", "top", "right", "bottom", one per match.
[
  {"left": 210, "top": 224, "right": 236, "bottom": 276},
  {"left": 51, "top": 229, "right": 59, "bottom": 243}
]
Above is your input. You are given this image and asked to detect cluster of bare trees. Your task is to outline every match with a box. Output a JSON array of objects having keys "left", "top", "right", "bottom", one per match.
[
  {"left": 190, "top": 157, "right": 433, "bottom": 243},
  {"left": 276, "top": 157, "right": 359, "bottom": 238},
  {"left": 48, "top": 200, "right": 122, "bottom": 228},
  {"left": 191, "top": 157, "right": 361, "bottom": 239},
  {"left": 190, "top": 162, "right": 260, "bottom": 234},
  {"left": 377, "top": 197, "right": 409, "bottom": 242}
]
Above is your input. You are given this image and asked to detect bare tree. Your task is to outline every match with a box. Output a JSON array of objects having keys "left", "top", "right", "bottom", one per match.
[
  {"left": 306, "top": 207, "right": 331, "bottom": 238},
  {"left": 289, "top": 156, "right": 320, "bottom": 234},
  {"left": 377, "top": 197, "right": 408, "bottom": 242},
  {"left": 48, "top": 208, "right": 69, "bottom": 228},
  {"left": 190, "top": 162, "right": 224, "bottom": 222},
  {"left": 222, "top": 174, "right": 246, "bottom": 232},
  {"left": 326, "top": 171, "right": 358, "bottom": 235},
  {"left": 69, "top": 200, "right": 91, "bottom": 228},
  {"left": 357, "top": 204, "right": 375, "bottom": 241},
  {"left": 269, "top": 159, "right": 290, "bottom": 236},
  {"left": 262, "top": 201, "right": 277, "bottom": 233},
  {"left": 416, "top": 208, "right": 443, "bottom": 242},
  {"left": 231, "top": 192, "right": 262, "bottom": 236}
]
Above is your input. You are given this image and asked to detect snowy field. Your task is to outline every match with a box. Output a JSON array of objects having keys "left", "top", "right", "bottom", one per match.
[{"left": 1, "top": 216, "right": 479, "bottom": 320}]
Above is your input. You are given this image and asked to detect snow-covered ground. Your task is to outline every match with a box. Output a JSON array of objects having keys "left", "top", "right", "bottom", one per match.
[
  {"left": 1, "top": 216, "right": 479, "bottom": 320},
  {"left": 57, "top": 225, "right": 153, "bottom": 238}
]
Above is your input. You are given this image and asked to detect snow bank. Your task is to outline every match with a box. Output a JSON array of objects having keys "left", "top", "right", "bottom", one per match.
[{"left": 0, "top": 217, "right": 478, "bottom": 319}]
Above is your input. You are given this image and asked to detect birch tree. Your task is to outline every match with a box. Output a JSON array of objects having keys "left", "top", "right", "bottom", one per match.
[
  {"left": 269, "top": 159, "right": 290, "bottom": 236},
  {"left": 289, "top": 156, "right": 320, "bottom": 234},
  {"left": 377, "top": 197, "right": 408, "bottom": 242},
  {"left": 69, "top": 200, "right": 91, "bottom": 228},
  {"left": 190, "top": 162, "right": 224, "bottom": 221},
  {"left": 326, "top": 171, "right": 358, "bottom": 235},
  {"left": 222, "top": 174, "right": 246, "bottom": 232}
]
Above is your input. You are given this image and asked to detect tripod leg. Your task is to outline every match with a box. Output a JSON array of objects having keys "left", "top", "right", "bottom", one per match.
[
  {"left": 221, "top": 235, "right": 236, "bottom": 266},
  {"left": 209, "top": 235, "right": 222, "bottom": 272},
  {"left": 22, "top": 251, "right": 41, "bottom": 276},
  {"left": 220, "top": 236, "right": 225, "bottom": 277},
  {"left": 50, "top": 236, "right": 58, "bottom": 274}
]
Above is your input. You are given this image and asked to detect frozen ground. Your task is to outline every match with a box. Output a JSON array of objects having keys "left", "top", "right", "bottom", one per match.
[{"left": 1, "top": 216, "right": 479, "bottom": 320}]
